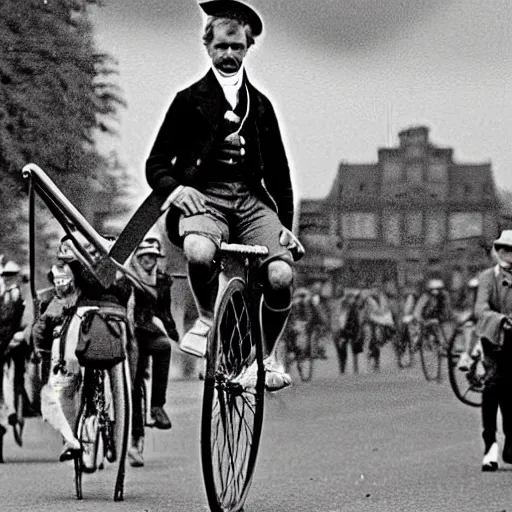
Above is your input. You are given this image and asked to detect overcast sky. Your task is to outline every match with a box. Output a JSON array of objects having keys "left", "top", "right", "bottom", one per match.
[{"left": 91, "top": 0, "right": 512, "bottom": 201}]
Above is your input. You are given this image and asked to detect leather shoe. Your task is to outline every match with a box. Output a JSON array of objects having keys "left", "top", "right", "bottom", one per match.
[
  {"left": 151, "top": 406, "right": 172, "bottom": 430},
  {"left": 482, "top": 442, "right": 499, "bottom": 471},
  {"left": 179, "top": 318, "right": 211, "bottom": 357},
  {"left": 128, "top": 436, "right": 144, "bottom": 468}
]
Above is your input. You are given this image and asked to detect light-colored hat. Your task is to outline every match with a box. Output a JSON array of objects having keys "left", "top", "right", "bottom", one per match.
[
  {"left": 494, "top": 230, "right": 512, "bottom": 248},
  {"left": 1, "top": 261, "right": 21, "bottom": 275},
  {"left": 468, "top": 277, "right": 479, "bottom": 288},
  {"left": 426, "top": 278, "right": 444, "bottom": 290}
]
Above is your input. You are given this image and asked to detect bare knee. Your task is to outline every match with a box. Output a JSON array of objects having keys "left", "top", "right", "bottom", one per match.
[
  {"left": 267, "top": 260, "right": 293, "bottom": 290},
  {"left": 183, "top": 234, "right": 217, "bottom": 267}
]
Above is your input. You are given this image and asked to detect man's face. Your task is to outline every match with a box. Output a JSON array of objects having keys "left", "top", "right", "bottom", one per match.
[
  {"left": 497, "top": 247, "right": 512, "bottom": 265},
  {"left": 207, "top": 22, "right": 248, "bottom": 74},
  {"left": 138, "top": 254, "right": 158, "bottom": 273}
]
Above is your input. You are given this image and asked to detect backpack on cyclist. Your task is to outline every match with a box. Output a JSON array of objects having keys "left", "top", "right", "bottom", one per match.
[{"left": 75, "top": 309, "right": 126, "bottom": 369}]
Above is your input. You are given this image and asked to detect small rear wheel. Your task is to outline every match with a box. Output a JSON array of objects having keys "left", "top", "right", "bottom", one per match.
[
  {"left": 201, "top": 277, "right": 265, "bottom": 512},
  {"left": 419, "top": 324, "right": 442, "bottom": 382},
  {"left": 74, "top": 363, "right": 130, "bottom": 501}
]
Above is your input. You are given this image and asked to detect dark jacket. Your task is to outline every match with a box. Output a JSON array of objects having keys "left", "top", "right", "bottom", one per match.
[
  {"left": 145, "top": 69, "right": 294, "bottom": 231},
  {"left": 124, "top": 271, "right": 178, "bottom": 342},
  {"left": 475, "top": 265, "right": 512, "bottom": 348}
]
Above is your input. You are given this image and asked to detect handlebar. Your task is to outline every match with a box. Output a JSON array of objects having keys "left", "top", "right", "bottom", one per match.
[{"left": 22, "top": 163, "right": 155, "bottom": 298}]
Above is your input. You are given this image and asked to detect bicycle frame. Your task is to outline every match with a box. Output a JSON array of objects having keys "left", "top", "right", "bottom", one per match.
[{"left": 22, "top": 163, "right": 154, "bottom": 299}]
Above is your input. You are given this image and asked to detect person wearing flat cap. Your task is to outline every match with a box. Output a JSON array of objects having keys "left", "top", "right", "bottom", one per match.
[
  {"left": 474, "top": 230, "right": 512, "bottom": 471},
  {"left": 146, "top": 0, "right": 304, "bottom": 391}
]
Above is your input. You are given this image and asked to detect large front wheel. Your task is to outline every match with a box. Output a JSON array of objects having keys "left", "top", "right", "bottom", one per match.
[{"left": 201, "top": 277, "right": 265, "bottom": 512}]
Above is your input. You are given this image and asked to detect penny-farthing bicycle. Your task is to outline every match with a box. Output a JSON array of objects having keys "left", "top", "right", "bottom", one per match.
[{"left": 201, "top": 242, "right": 268, "bottom": 512}]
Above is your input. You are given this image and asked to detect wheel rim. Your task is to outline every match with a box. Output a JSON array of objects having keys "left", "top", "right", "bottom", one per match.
[
  {"left": 295, "top": 331, "right": 314, "bottom": 382},
  {"left": 447, "top": 329, "right": 483, "bottom": 407},
  {"left": 202, "top": 279, "right": 264, "bottom": 512}
]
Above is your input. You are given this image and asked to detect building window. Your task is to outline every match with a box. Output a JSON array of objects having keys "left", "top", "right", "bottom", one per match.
[
  {"left": 405, "top": 212, "right": 423, "bottom": 237},
  {"left": 383, "top": 212, "right": 400, "bottom": 246},
  {"left": 427, "top": 162, "right": 447, "bottom": 182},
  {"left": 449, "top": 212, "right": 483, "bottom": 239},
  {"left": 342, "top": 212, "right": 377, "bottom": 239},
  {"left": 407, "top": 164, "right": 422, "bottom": 184},
  {"left": 406, "top": 145, "right": 423, "bottom": 158},
  {"left": 425, "top": 213, "right": 445, "bottom": 246},
  {"left": 383, "top": 161, "right": 402, "bottom": 181}
]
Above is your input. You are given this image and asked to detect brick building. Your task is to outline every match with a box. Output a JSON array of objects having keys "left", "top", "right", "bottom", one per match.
[{"left": 297, "top": 126, "right": 500, "bottom": 294}]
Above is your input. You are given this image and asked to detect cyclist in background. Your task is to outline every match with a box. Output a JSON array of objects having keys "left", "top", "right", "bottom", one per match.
[
  {"left": 412, "top": 278, "right": 453, "bottom": 346},
  {"left": 331, "top": 289, "right": 362, "bottom": 374},
  {"left": 455, "top": 277, "right": 481, "bottom": 371},
  {"left": 0, "top": 261, "right": 27, "bottom": 441},
  {"left": 124, "top": 237, "right": 179, "bottom": 467},
  {"left": 361, "top": 287, "right": 395, "bottom": 372},
  {"left": 37, "top": 233, "right": 132, "bottom": 464}
]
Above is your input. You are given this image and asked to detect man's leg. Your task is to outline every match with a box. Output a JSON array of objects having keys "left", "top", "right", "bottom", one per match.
[
  {"left": 481, "top": 373, "right": 499, "bottom": 470},
  {"left": 260, "top": 259, "right": 294, "bottom": 391},
  {"left": 148, "top": 334, "right": 172, "bottom": 429},
  {"left": 179, "top": 234, "right": 219, "bottom": 357},
  {"left": 41, "top": 333, "right": 81, "bottom": 461}
]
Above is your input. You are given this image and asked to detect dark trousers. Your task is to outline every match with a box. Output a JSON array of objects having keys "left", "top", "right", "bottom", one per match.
[
  {"left": 132, "top": 330, "right": 171, "bottom": 438},
  {"left": 481, "top": 339, "right": 512, "bottom": 451}
]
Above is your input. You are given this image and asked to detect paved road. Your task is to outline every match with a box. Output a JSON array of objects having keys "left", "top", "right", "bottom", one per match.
[{"left": 1, "top": 345, "right": 511, "bottom": 512}]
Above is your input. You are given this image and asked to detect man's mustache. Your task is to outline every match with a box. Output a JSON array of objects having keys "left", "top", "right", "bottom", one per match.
[{"left": 220, "top": 57, "right": 238, "bottom": 67}]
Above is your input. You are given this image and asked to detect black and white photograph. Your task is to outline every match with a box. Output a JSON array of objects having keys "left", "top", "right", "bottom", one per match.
[{"left": 0, "top": 1, "right": 511, "bottom": 510}]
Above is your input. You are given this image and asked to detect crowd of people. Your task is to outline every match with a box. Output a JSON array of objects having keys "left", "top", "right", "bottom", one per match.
[
  {"left": 1, "top": 0, "right": 511, "bottom": 495},
  {"left": 284, "top": 274, "right": 481, "bottom": 376},
  {"left": 0, "top": 234, "right": 179, "bottom": 469}
]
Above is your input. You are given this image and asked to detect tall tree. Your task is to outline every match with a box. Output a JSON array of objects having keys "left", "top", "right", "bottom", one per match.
[{"left": 0, "top": 0, "right": 126, "bottom": 278}]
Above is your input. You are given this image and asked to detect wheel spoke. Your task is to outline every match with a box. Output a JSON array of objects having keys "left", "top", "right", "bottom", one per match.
[{"left": 203, "top": 278, "right": 264, "bottom": 511}]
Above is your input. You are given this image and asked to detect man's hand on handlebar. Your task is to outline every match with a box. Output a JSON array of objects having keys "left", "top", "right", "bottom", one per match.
[
  {"left": 279, "top": 228, "right": 305, "bottom": 261},
  {"left": 503, "top": 318, "right": 512, "bottom": 331}
]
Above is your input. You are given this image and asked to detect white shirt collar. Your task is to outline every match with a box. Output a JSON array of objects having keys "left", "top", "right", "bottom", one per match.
[{"left": 212, "top": 65, "right": 245, "bottom": 109}]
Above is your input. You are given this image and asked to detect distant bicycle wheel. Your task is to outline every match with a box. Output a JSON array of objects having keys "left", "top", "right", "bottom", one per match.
[
  {"left": 395, "top": 325, "right": 414, "bottom": 369},
  {"left": 419, "top": 323, "right": 442, "bottom": 382},
  {"left": 201, "top": 277, "right": 265, "bottom": 512},
  {"left": 447, "top": 326, "right": 483, "bottom": 407},
  {"left": 295, "top": 329, "right": 315, "bottom": 382}
]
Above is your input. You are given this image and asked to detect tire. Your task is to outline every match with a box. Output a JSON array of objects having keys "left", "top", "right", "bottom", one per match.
[
  {"left": 74, "top": 363, "right": 131, "bottom": 501},
  {"left": 419, "top": 323, "right": 442, "bottom": 382},
  {"left": 201, "top": 278, "right": 265, "bottom": 512},
  {"left": 396, "top": 326, "right": 413, "bottom": 369},
  {"left": 296, "top": 329, "right": 315, "bottom": 382},
  {"left": 447, "top": 325, "right": 483, "bottom": 407}
]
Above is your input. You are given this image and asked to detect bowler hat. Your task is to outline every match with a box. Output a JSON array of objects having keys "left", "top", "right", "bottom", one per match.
[
  {"left": 494, "top": 230, "right": 512, "bottom": 249},
  {"left": 200, "top": 0, "right": 263, "bottom": 36}
]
